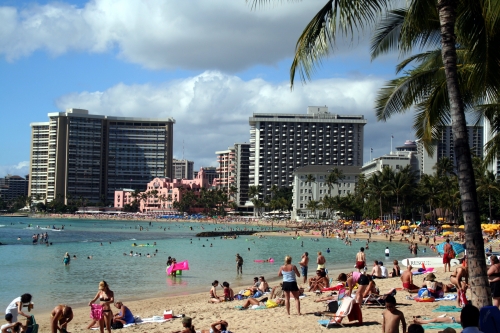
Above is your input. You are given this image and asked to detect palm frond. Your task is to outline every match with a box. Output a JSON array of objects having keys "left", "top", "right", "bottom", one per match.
[{"left": 370, "top": 8, "right": 405, "bottom": 60}]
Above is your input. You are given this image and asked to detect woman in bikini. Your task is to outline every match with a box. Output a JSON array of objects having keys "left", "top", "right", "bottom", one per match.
[
  {"left": 89, "top": 280, "right": 114, "bottom": 333},
  {"left": 208, "top": 280, "right": 224, "bottom": 303}
]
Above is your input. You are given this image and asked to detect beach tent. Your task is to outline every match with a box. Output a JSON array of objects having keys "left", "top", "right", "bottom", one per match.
[{"left": 436, "top": 241, "right": 465, "bottom": 255}]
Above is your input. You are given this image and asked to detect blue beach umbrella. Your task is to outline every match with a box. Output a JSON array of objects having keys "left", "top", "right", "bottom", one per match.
[{"left": 436, "top": 241, "right": 465, "bottom": 255}]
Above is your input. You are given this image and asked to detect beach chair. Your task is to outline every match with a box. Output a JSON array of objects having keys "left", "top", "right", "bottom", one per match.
[
  {"left": 318, "top": 296, "right": 356, "bottom": 328},
  {"left": 363, "top": 288, "right": 397, "bottom": 306}
]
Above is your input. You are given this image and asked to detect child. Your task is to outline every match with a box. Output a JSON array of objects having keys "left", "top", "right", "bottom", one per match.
[
  {"left": 382, "top": 295, "right": 406, "bottom": 333},
  {"left": 1, "top": 314, "right": 24, "bottom": 333}
]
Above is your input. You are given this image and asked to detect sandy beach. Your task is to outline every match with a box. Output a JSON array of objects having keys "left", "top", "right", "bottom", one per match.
[{"left": 28, "top": 265, "right": 462, "bottom": 333}]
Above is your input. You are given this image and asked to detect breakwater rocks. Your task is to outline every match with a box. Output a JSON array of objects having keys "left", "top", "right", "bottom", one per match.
[{"left": 195, "top": 231, "right": 258, "bottom": 237}]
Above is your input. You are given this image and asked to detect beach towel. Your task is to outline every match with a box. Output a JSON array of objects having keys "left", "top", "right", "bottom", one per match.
[
  {"left": 435, "top": 294, "right": 457, "bottom": 301},
  {"left": 90, "top": 316, "right": 169, "bottom": 329},
  {"left": 90, "top": 304, "right": 102, "bottom": 320},
  {"left": 422, "top": 323, "right": 462, "bottom": 330},
  {"left": 432, "top": 305, "right": 461, "bottom": 312}
]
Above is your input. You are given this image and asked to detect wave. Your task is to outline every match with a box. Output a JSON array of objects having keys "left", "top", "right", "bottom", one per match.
[
  {"left": 0, "top": 225, "right": 5, "bottom": 227},
  {"left": 129, "top": 238, "right": 136, "bottom": 241}
]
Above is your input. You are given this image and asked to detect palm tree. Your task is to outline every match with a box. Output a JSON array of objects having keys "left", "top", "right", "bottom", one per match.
[
  {"left": 250, "top": 0, "right": 494, "bottom": 307},
  {"left": 434, "top": 157, "right": 456, "bottom": 178},
  {"left": 306, "top": 199, "right": 320, "bottom": 219},
  {"left": 325, "top": 167, "right": 344, "bottom": 196},
  {"left": 366, "top": 172, "right": 391, "bottom": 223},
  {"left": 477, "top": 170, "right": 500, "bottom": 223},
  {"left": 249, "top": 185, "right": 263, "bottom": 216}
]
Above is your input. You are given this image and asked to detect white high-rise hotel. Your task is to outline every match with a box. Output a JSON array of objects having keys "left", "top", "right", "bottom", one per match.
[{"left": 249, "top": 106, "right": 367, "bottom": 197}]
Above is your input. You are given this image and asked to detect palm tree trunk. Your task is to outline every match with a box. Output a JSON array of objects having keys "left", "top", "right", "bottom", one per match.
[{"left": 437, "top": 0, "right": 490, "bottom": 308}]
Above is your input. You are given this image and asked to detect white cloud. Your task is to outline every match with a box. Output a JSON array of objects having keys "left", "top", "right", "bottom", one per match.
[
  {"left": 0, "top": 161, "right": 30, "bottom": 178},
  {"left": 55, "top": 71, "right": 415, "bottom": 169},
  {"left": 0, "top": 0, "right": 375, "bottom": 71}
]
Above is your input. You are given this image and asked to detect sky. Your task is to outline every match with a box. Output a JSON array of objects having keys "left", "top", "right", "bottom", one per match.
[{"left": 0, "top": 0, "right": 416, "bottom": 178}]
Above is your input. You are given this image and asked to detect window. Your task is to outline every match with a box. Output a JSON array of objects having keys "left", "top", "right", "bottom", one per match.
[
  {"left": 300, "top": 196, "right": 303, "bottom": 201},
  {"left": 300, "top": 204, "right": 303, "bottom": 208},
  {"left": 300, "top": 189, "right": 303, "bottom": 193}
]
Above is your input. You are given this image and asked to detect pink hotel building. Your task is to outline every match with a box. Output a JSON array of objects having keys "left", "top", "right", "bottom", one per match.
[{"left": 114, "top": 167, "right": 213, "bottom": 213}]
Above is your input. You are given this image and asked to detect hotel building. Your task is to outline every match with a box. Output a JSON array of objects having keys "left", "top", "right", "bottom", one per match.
[
  {"left": 173, "top": 159, "right": 194, "bottom": 180},
  {"left": 215, "top": 143, "right": 251, "bottom": 206},
  {"left": 249, "top": 106, "right": 367, "bottom": 197},
  {"left": 29, "top": 109, "right": 175, "bottom": 204}
]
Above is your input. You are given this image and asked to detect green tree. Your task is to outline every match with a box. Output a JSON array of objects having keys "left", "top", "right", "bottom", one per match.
[
  {"left": 477, "top": 170, "right": 500, "bottom": 223},
  {"left": 250, "top": 0, "right": 496, "bottom": 307}
]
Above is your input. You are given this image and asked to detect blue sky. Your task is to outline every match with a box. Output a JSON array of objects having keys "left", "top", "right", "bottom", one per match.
[{"left": 0, "top": 0, "right": 415, "bottom": 177}]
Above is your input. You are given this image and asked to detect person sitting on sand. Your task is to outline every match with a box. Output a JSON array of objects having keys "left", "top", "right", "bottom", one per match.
[
  {"left": 113, "top": 301, "right": 135, "bottom": 326},
  {"left": 200, "top": 320, "right": 232, "bottom": 333},
  {"left": 371, "top": 260, "right": 383, "bottom": 279},
  {"left": 308, "top": 270, "right": 329, "bottom": 292},
  {"left": 389, "top": 260, "right": 401, "bottom": 277},
  {"left": 209, "top": 280, "right": 224, "bottom": 303},
  {"left": 2, "top": 313, "right": 25, "bottom": 333},
  {"left": 222, "top": 282, "right": 234, "bottom": 302},
  {"left": 308, "top": 270, "right": 322, "bottom": 287},
  {"left": 382, "top": 295, "right": 406, "bottom": 333},
  {"left": 421, "top": 273, "right": 447, "bottom": 298},
  {"left": 50, "top": 304, "right": 73, "bottom": 333},
  {"left": 401, "top": 265, "right": 419, "bottom": 292},
  {"left": 172, "top": 316, "right": 196, "bottom": 333},
  {"left": 249, "top": 277, "right": 260, "bottom": 290},
  {"left": 361, "top": 275, "right": 378, "bottom": 298}
]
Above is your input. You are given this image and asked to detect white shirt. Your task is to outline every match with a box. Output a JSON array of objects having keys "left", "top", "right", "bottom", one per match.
[
  {"left": 380, "top": 266, "right": 388, "bottom": 278},
  {"left": 385, "top": 249, "right": 390, "bottom": 255},
  {"left": 1, "top": 323, "right": 13, "bottom": 333}
]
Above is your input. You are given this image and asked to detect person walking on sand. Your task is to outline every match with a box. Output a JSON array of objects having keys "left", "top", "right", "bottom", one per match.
[
  {"left": 317, "top": 251, "right": 326, "bottom": 270},
  {"left": 236, "top": 254, "right": 243, "bottom": 274},
  {"left": 278, "top": 255, "right": 301, "bottom": 315},
  {"left": 355, "top": 247, "right": 366, "bottom": 272},
  {"left": 299, "top": 252, "right": 309, "bottom": 284}
]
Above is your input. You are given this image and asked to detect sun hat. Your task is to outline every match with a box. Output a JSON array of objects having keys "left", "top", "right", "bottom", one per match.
[{"left": 426, "top": 273, "right": 437, "bottom": 281}]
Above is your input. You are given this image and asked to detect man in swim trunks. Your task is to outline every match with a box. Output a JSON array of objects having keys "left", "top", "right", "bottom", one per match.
[
  {"left": 401, "top": 265, "right": 419, "bottom": 292},
  {"left": 317, "top": 251, "right": 326, "bottom": 270},
  {"left": 299, "top": 252, "right": 309, "bottom": 283},
  {"left": 443, "top": 239, "right": 452, "bottom": 272},
  {"left": 355, "top": 247, "right": 366, "bottom": 272},
  {"left": 50, "top": 304, "right": 73, "bottom": 333}
]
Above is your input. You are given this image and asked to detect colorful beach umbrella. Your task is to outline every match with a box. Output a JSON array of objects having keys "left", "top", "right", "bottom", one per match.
[
  {"left": 436, "top": 241, "right": 465, "bottom": 255},
  {"left": 458, "top": 225, "right": 465, "bottom": 229},
  {"left": 409, "top": 224, "right": 418, "bottom": 228},
  {"left": 442, "top": 231, "right": 454, "bottom": 236},
  {"left": 400, "top": 226, "right": 409, "bottom": 230},
  {"left": 441, "top": 224, "right": 452, "bottom": 228}
]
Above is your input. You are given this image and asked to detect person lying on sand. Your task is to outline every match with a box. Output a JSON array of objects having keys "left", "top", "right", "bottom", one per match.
[
  {"left": 413, "top": 314, "right": 460, "bottom": 325},
  {"left": 200, "top": 320, "right": 231, "bottom": 333}
]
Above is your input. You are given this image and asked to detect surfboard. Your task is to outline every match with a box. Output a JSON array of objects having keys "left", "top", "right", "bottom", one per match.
[{"left": 400, "top": 257, "right": 460, "bottom": 267}]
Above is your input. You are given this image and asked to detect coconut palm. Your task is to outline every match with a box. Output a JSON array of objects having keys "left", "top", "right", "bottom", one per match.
[
  {"left": 306, "top": 199, "right": 320, "bottom": 219},
  {"left": 250, "top": 0, "right": 497, "bottom": 307},
  {"left": 325, "top": 167, "right": 344, "bottom": 196},
  {"left": 477, "top": 170, "right": 500, "bottom": 223},
  {"left": 366, "top": 171, "right": 391, "bottom": 222}
]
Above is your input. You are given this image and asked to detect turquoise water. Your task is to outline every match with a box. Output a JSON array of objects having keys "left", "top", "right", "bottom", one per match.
[{"left": 0, "top": 217, "right": 412, "bottom": 312}]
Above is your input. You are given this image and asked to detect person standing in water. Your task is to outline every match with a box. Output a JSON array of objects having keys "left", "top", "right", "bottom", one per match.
[
  {"left": 63, "top": 252, "right": 71, "bottom": 266},
  {"left": 236, "top": 254, "right": 243, "bottom": 274}
]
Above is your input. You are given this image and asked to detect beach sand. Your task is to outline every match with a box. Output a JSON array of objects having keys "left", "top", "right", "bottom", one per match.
[{"left": 31, "top": 265, "right": 460, "bottom": 333}]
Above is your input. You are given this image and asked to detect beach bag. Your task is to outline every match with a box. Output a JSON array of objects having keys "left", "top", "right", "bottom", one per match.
[
  {"left": 90, "top": 304, "right": 103, "bottom": 320},
  {"left": 111, "top": 321, "right": 123, "bottom": 329},
  {"left": 242, "top": 290, "right": 252, "bottom": 297},
  {"left": 458, "top": 289, "right": 469, "bottom": 307},
  {"left": 265, "top": 300, "right": 278, "bottom": 308},
  {"left": 448, "top": 247, "right": 456, "bottom": 259},
  {"left": 25, "top": 315, "right": 38, "bottom": 333}
]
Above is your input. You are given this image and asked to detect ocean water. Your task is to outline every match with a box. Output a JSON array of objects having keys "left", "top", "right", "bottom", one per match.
[{"left": 0, "top": 217, "right": 412, "bottom": 312}]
